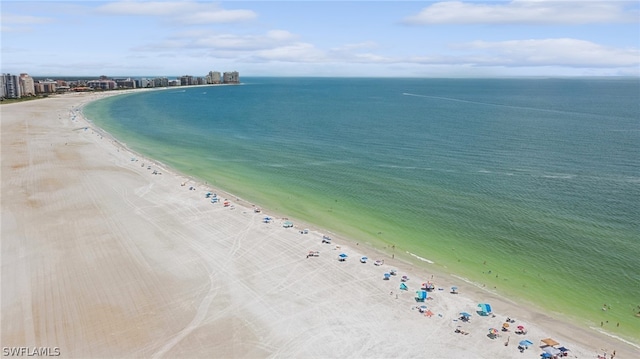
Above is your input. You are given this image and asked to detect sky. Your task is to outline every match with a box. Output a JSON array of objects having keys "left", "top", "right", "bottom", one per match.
[{"left": 1, "top": 0, "right": 639, "bottom": 77}]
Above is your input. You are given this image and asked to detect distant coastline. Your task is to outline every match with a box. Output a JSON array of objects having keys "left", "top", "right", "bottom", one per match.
[{"left": 1, "top": 71, "right": 240, "bottom": 101}]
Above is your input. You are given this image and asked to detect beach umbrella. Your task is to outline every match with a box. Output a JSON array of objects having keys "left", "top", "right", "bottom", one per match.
[
  {"left": 460, "top": 312, "right": 471, "bottom": 318},
  {"left": 541, "top": 338, "right": 559, "bottom": 347},
  {"left": 477, "top": 303, "right": 492, "bottom": 315},
  {"left": 519, "top": 339, "right": 533, "bottom": 347},
  {"left": 451, "top": 286, "right": 458, "bottom": 292},
  {"left": 517, "top": 325, "right": 525, "bottom": 330},
  {"left": 489, "top": 328, "right": 498, "bottom": 335},
  {"left": 543, "top": 347, "right": 561, "bottom": 356},
  {"left": 502, "top": 322, "right": 510, "bottom": 328}
]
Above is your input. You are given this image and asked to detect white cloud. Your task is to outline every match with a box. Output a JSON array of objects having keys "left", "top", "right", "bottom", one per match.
[
  {"left": 331, "top": 41, "right": 379, "bottom": 52},
  {"left": 135, "top": 30, "right": 299, "bottom": 51},
  {"left": 244, "top": 37, "right": 639, "bottom": 70},
  {"left": 251, "top": 43, "right": 327, "bottom": 63},
  {"left": 404, "top": 0, "right": 638, "bottom": 25},
  {"left": 134, "top": 32, "right": 638, "bottom": 72},
  {"left": 1, "top": 13, "right": 53, "bottom": 32},
  {"left": 96, "top": 1, "right": 256, "bottom": 24},
  {"left": 266, "top": 30, "right": 298, "bottom": 42},
  {"left": 1, "top": 13, "right": 53, "bottom": 24},
  {"left": 459, "top": 38, "right": 640, "bottom": 67}
]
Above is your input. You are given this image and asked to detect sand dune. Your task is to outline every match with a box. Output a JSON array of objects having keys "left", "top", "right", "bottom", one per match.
[{"left": 2, "top": 92, "right": 637, "bottom": 358}]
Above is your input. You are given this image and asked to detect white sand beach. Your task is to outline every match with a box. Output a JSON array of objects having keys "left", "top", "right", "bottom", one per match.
[{"left": 2, "top": 92, "right": 638, "bottom": 358}]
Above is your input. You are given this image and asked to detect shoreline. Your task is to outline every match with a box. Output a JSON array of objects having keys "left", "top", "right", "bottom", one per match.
[
  {"left": 79, "top": 91, "right": 640, "bottom": 353},
  {"left": 82, "top": 79, "right": 640, "bottom": 344},
  {"left": 2, "top": 91, "right": 638, "bottom": 358},
  {"left": 76, "top": 85, "right": 640, "bottom": 353},
  {"left": 79, "top": 90, "right": 640, "bottom": 353}
]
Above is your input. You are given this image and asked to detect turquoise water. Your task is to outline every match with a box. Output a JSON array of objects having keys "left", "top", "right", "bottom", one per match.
[{"left": 85, "top": 78, "right": 640, "bottom": 341}]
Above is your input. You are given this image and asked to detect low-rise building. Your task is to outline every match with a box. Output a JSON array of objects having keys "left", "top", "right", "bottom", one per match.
[
  {"left": 115, "top": 78, "right": 137, "bottom": 89},
  {"left": 35, "top": 80, "right": 57, "bottom": 94},
  {"left": 87, "top": 79, "right": 117, "bottom": 90}
]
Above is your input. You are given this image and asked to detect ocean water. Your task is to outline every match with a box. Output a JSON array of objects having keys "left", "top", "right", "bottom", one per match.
[{"left": 85, "top": 78, "right": 640, "bottom": 341}]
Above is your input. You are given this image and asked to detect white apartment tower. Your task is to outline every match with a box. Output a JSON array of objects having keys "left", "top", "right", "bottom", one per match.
[
  {"left": 207, "top": 71, "right": 221, "bottom": 84},
  {"left": 1, "top": 73, "right": 21, "bottom": 99},
  {"left": 19, "top": 73, "right": 35, "bottom": 96},
  {"left": 222, "top": 71, "right": 239, "bottom": 84}
]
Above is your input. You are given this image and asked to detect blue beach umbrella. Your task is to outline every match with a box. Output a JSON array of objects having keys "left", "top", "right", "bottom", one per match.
[
  {"left": 460, "top": 312, "right": 471, "bottom": 318},
  {"left": 477, "top": 303, "right": 492, "bottom": 315},
  {"left": 519, "top": 339, "right": 533, "bottom": 347}
]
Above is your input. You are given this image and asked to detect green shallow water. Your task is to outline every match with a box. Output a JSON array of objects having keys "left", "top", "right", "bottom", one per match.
[{"left": 85, "top": 78, "right": 640, "bottom": 342}]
